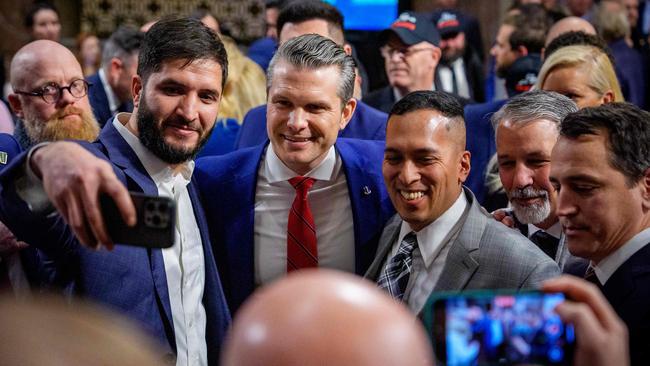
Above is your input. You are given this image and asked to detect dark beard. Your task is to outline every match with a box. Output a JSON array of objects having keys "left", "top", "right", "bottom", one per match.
[{"left": 136, "top": 95, "right": 214, "bottom": 164}]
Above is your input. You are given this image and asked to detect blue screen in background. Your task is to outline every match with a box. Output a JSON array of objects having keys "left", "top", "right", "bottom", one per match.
[{"left": 324, "top": 0, "right": 398, "bottom": 31}]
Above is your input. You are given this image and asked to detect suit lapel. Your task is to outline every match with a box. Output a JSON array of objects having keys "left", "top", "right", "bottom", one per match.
[
  {"left": 216, "top": 144, "right": 265, "bottom": 312},
  {"left": 364, "top": 214, "right": 402, "bottom": 280},
  {"left": 434, "top": 189, "right": 481, "bottom": 291},
  {"left": 98, "top": 122, "right": 175, "bottom": 336},
  {"left": 336, "top": 140, "right": 386, "bottom": 275}
]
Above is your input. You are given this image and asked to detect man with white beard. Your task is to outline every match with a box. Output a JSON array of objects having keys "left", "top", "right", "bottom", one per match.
[{"left": 492, "top": 90, "right": 582, "bottom": 270}]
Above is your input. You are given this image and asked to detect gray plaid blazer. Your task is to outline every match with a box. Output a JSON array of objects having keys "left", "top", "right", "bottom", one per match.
[{"left": 365, "top": 188, "right": 560, "bottom": 296}]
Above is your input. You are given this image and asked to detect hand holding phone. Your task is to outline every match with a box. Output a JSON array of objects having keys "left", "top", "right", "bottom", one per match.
[
  {"left": 101, "top": 192, "right": 175, "bottom": 248},
  {"left": 543, "top": 276, "right": 629, "bottom": 366}
]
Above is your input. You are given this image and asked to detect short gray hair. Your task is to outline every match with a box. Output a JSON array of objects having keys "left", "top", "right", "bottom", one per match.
[
  {"left": 491, "top": 90, "right": 578, "bottom": 139},
  {"left": 267, "top": 33, "right": 356, "bottom": 106},
  {"left": 101, "top": 26, "right": 143, "bottom": 68}
]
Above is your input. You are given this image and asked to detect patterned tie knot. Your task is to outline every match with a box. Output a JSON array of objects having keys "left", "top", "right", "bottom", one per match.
[
  {"left": 377, "top": 232, "right": 418, "bottom": 301},
  {"left": 289, "top": 176, "right": 316, "bottom": 197}
]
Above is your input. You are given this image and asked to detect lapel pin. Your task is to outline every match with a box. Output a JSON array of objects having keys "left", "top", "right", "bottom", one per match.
[
  {"left": 0, "top": 151, "right": 7, "bottom": 165},
  {"left": 362, "top": 186, "right": 371, "bottom": 196}
]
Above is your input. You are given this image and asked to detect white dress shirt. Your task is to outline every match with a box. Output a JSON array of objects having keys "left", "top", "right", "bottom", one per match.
[
  {"left": 388, "top": 191, "right": 468, "bottom": 313},
  {"left": 254, "top": 144, "right": 354, "bottom": 285},
  {"left": 113, "top": 115, "right": 206, "bottom": 366},
  {"left": 98, "top": 68, "right": 120, "bottom": 116},
  {"left": 438, "top": 58, "right": 471, "bottom": 100},
  {"left": 593, "top": 227, "right": 650, "bottom": 285}
]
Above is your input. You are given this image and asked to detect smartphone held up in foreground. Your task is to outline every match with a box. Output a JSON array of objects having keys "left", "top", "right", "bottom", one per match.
[
  {"left": 422, "top": 290, "right": 575, "bottom": 366},
  {"left": 100, "top": 192, "right": 175, "bottom": 248}
]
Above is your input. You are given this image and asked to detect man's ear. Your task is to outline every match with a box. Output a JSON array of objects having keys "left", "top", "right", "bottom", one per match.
[
  {"left": 641, "top": 168, "right": 650, "bottom": 211},
  {"left": 339, "top": 98, "right": 357, "bottom": 130},
  {"left": 458, "top": 150, "right": 471, "bottom": 183},
  {"left": 516, "top": 45, "right": 529, "bottom": 57},
  {"left": 343, "top": 43, "right": 353, "bottom": 56},
  {"left": 131, "top": 75, "right": 143, "bottom": 109},
  {"left": 431, "top": 47, "right": 442, "bottom": 65},
  {"left": 7, "top": 94, "right": 23, "bottom": 119}
]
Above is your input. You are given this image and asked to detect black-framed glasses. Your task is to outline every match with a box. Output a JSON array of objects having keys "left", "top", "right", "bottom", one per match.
[{"left": 13, "top": 79, "right": 91, "bottom": 104}]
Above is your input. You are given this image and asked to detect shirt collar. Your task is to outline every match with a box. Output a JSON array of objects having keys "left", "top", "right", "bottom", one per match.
[
  {"left": 593, "top": 227, "right": 650, "bottom": 285},
  {"left": 98, "top": 68, "right": 120, "bottom": 115},
  {"left": 111, "top": 114, "right": 194, "bottom": 185},
  {"left": 397, "top": 190, "right": 468, "bottom": 267},
  {"left": 265, "top": 143, "right": 338, "bottom": 183},
  {"left": 528, "top": 220, "right": 562, "bottom": 239}
]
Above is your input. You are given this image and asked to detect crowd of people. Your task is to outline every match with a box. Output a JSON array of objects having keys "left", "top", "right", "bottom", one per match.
[{"left": 0, "top": 0, "right": 647, "bottom": 365}]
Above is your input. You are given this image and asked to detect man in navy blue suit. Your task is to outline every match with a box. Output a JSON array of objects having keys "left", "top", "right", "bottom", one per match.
[
  {"left": 0, "top": 18, "right": 230, "bottom": 364},
  {"left": 550, "top": 103, "right": 650, "bottom": 365},
  {"left": 234, "top": 1, "right": 387, "bottom": 150},
  {"left": 87, "top": 26, "right": 143, "bottom": 127},
  {"left": 196, "top": 34, "right": 395, "bottom": 314}
]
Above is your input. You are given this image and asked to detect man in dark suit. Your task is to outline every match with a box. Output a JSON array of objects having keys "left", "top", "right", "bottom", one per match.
[
  {"left": 196, "top": 34, "right": 395, "bottom": 314},
  {"left": 550, "top": 102, "right": 650, "bottom": 365},
  {"left": 0, "top": 18, "right": 230, "bottom": 364},
  {"left": 365, "top": 91, "right": 559, "bottom": 315},
  {"left": 234, "top": 0, "right": 387, "bottom": 150},
  {"left": 87, "top": 26, "right": 143, "bottom": 126},
  {"left": 363, "top": 12, "right": 445, "bottom": 114}
]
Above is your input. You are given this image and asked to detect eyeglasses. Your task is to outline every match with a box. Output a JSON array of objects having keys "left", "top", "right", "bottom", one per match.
[
  {"left": 13, "top": 79, "right": 91, "bottom": 104},
  {"left": 380, "top": 45, "right": 434, "bottom": 59}
]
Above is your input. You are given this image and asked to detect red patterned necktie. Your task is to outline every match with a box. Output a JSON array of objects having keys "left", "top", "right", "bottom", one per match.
[{"left": 287, "top": 176, "right": 318, "bottom": 272}]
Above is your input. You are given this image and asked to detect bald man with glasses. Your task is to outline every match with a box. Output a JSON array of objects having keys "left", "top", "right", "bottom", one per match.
[
  {"left": 8, "top": 40, "right": 99, "bottom": 150},
  {"left": 0, "top": 40, "right": 100, "bottom": 296}
]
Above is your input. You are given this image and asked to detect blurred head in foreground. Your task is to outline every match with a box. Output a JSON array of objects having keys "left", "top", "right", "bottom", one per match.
[
  {"left": 0, "top": 295, "right": 164, "bottom": 366},
  {"left": 222, "top": 269, "right": 434, "bottom": 366}
]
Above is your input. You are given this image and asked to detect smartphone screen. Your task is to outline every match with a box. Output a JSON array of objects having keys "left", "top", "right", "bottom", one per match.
[{"left": 429, "top": 291, "right": 575, "bottom": 366}]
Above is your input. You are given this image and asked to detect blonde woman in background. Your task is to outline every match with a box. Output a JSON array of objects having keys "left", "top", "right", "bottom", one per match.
[{"left": 535, "top": 44, "right": 624, "bottom": 107}]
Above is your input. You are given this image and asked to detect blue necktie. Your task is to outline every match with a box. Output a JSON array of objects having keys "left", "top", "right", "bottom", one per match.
[{"left": 377, "top": 232, "right": 418, "bottom": 301}]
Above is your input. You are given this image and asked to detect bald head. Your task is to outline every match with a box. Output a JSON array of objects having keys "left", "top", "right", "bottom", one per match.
[
  {"left": 10, "top": 40, "right": 82, "bottom": 90},
  {"left": 545, "top": 16, "right": 596, "bottom": 46},
  {"left": 8, "top": 40, "right": 98, "bottom": 145},
  {"left": 222, "top": 270, "right": 433, "bottom": 366}
]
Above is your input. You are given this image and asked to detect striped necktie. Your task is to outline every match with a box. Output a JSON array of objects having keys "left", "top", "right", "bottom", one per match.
[
  {"left": 377, "top": 232, "right": 418, "bottom": 300},
  {"left": 287, "top": 177, "right": 318, "bottom": 272}
]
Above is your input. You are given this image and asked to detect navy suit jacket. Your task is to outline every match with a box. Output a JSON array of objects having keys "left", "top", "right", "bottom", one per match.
[
  {"left": 0, "top": 123, "right": 230, "bottom": 364},
  {"left": 601, "top": 243, "right": 650, "bottom": 365},
  {"left": 362, "top": 86, "right": 400, "bottom": 114},
  {"left": 464, "top": 99, "right": 507, "bottom": 204},
  {"left": 87, "top": 73, "right": 133, "bottom": 127},
  {"left": 86, "top": 73, "right": 112, "bottom": 127},
  {"left": 234, "top": 100, "right": 387, "bottom": 150},
  {"left": 0, "top": 133, "right": 21, "bottom": 169},
  {"left": 565, "top": 242, "right": 650, "bottom": 365},
  {"left": 194, "top": 138, "right": 395, "bottom": 313},
  {"left": 610, "top": 39, "right": 646, "bottom": 108}
]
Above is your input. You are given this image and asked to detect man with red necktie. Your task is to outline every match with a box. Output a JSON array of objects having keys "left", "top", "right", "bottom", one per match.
[{"left": 195, "top": 34, "right": 395, "bottom": 314}]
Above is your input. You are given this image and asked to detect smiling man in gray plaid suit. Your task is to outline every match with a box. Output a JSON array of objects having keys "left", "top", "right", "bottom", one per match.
[{"left": 366, "top": 90, "right": 560, "bottom": 314}]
